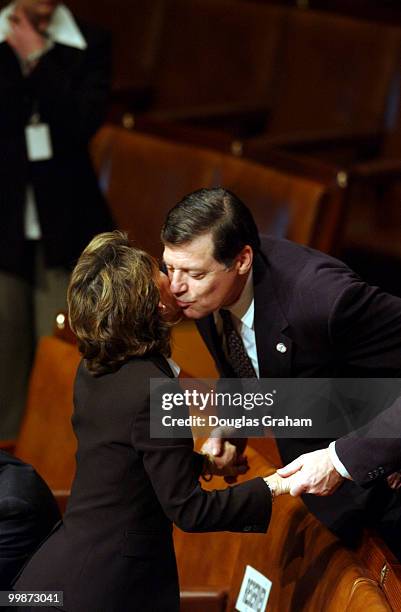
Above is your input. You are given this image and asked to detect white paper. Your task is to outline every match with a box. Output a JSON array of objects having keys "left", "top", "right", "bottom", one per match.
[
  {"left": 25, "top": 123, "right": 53, "bottom": 161},
  {"left": 236, "top": 564, "right": 272, "bottom": 612}
]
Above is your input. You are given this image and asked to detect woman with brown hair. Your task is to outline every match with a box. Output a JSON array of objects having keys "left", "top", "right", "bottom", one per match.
[{"left": 14, "top": 231, "right": 288, "bottom": 612}]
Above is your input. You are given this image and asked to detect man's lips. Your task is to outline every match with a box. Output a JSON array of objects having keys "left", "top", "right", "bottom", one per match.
[{"left": 175, "top": 299, "right": 193, "bottom": 308}]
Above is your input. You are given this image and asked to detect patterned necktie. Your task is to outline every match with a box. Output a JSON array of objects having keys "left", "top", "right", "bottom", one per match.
[{"left": 219, "top": 309, "right": 256, "bottom": 378}]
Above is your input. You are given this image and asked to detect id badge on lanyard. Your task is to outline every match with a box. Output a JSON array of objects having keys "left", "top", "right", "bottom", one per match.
[{"left": 25, "top": 112, "right": 53, "bottom": 161}]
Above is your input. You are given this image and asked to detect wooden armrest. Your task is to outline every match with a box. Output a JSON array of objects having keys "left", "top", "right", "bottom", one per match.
[
  {"left": 146, "top": 101, "right": 270, "bottom": 124},
  {"left": 53, "top": 490, "right": 71, "bottom": 515},
  {"left": 356, "top": 530, "right": 401, "bottom": 610},
  {"left": 245, "top": 127, "right": 381, "bottom": 152},
  {"left": 133, "top": 116, "right": 234, "bottom": 152},
  {"left": 180, "top": 588, "right": 228, "bottom": 612},
  {"left": 0, "top": 439, "right": 17, "bottom": 453},
  {"left": 235, "top": 144, "right": 346, "bottom": 186},
  {"left": 351, "top": 158, "right": 401, "bottom": 181}
]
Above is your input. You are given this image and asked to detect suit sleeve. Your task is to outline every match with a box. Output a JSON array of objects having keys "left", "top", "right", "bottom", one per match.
[
  {"left": 328, "top": 271, "right": 401, "bottom": 375},
  {"left": 328, "top": 272, "right": 401, "bottom": 485},
  {"left": 130, "top": 394, "right": 271, "bottom": 533},
  {"left": 335, "top": 398, "right": 401, "bottom": 486}
]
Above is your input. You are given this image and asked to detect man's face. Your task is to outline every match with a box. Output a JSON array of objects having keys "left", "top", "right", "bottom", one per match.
[
  {"left": 163, "top": 233, "right": 252, "bottom": 319},
  {"left": 18, "top": 0, "right": 59, "bottom": 23}
]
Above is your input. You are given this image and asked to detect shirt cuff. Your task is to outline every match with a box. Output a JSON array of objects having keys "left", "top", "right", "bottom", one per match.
[{"left": 328, "top": 441, "right": 352, "bottom": 480}]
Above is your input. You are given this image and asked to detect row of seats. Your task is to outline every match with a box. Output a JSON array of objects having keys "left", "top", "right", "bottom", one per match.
[
  {"left": 67, "top": 0, "right": 401, "bottom": 145},
  {"left": 63, "top": 0, "right": 401, "bottom": 266},
  {"left": 248, "top": 0, "right": 401, "bottom": 26},
  {"left": 89, "top": 123, "right": 347, "bottom": 258}
]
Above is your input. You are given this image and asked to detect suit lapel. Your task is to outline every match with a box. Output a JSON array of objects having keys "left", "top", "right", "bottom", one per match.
[
  {"left": 196, "top": 315, "right": 234, "bottom": 377},
  {"left": 151, "top": 355, "right": 175, "bottom": 378},
  {"left": 196, "top": 251, "right": 294, "bottom": 379},
  {"left": 253, "top": 252, "right": 293, "bottom": 378}
]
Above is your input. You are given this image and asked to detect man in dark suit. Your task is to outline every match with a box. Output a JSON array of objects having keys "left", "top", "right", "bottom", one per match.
[
  {"left": 0, "top": 0, "right": 114, "bottom": 439},
  {"left": 0, "top": 451, "right": 60, "bottom": 589},
  {"left": 161, "top": 187, "right": 401, "bottom": 553}
]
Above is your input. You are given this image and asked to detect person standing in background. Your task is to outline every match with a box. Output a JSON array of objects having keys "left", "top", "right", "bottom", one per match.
[{"left": 0, "top": 0, "right": 114, "bottom": 439}]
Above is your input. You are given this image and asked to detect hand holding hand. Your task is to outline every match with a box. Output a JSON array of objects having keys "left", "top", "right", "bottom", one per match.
[
  {"left": 7, "top": 6, "right": 46, "bottom": 60},
  {"left": 202, "top": 440, "right": 249, "bottom": 479},
  {"left": 264, "top": 472, "right": 293, "bottom": 497},
  {"left": 201, "top": 434, "right": 249, "bottom": 483},
  {"left": 276, "top": 447, "right": 344, "bottom": 496}
]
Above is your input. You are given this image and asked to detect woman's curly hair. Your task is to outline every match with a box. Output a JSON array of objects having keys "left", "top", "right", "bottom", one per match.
[{"left": 67, "top": 231, "right": 171, "bottom": 375}]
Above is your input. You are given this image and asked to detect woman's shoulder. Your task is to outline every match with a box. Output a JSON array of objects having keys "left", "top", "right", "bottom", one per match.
[{"left": 77, "top": 354, "right": 174, "bottom": 382}]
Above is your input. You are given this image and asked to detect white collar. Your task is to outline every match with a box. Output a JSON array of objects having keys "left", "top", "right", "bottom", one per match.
[
  {"left": 0, "top": 2, "right": 87, "bottom": 49},
  {"left": 228, "top": 269, "right": 254, "bottom": 330},
  {"left": 166, "top": 357, "right": 181, "bottom": 378},
  {"left": 214, "top": 269, "right": 254, "bottom": 330}
]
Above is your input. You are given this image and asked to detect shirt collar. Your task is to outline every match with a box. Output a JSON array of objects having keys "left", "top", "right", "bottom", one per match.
[
  {"left": 229, "top": 269, "right": 254, "bottom": 329},
  {"left": 0, "top": 2, "right": 87, "bottom": 49}
]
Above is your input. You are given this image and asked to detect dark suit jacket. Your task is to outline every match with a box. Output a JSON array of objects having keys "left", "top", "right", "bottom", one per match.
[
  {"left": 0, "top": 19, "right": 114, "bottom": 279},
  {"left": 196, "top": 237, "right": 401, "bottom": 537},
  {"left": 336, "top": 397, "right": 401, "bottom": 486},
  {"left": 0, "top": 452, "right": 60, "bottom": 589},
  {"left": 14, "top": 356, "right": 271, "bottom": 612}
]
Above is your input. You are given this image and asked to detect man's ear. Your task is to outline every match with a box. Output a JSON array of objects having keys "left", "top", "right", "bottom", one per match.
[{"left": 236, "top": 245, "right": 253, "bottom": 275}]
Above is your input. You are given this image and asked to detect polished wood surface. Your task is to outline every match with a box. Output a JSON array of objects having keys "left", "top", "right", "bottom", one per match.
[
  {"left": 14, "top": 337, "right": 79, "bottom": 491},
  {"left": 175, "top": 446, "right": 399, "bottom": 611}
]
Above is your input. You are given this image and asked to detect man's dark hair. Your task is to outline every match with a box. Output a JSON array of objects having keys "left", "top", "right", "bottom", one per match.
[{"left": 161, "top": 187, "right": 261, "bottom": 266}]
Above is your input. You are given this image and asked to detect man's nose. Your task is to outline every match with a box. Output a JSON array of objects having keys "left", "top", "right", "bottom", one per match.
[{"left": 170, "top": 271, "right": 187, "bottom": 294}]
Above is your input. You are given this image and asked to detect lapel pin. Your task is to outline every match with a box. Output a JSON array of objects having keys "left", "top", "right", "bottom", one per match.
[{"left": 276, "top": 342, "right": 287, "bottom": 354}]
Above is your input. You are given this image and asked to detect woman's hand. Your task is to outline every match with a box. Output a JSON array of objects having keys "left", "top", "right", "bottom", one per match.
[
  {"left": 264, "top": 472, "right": 293, "bottom": 498},
  {"left": 202, "top": 441, "right": 249, "bottom": 479}
]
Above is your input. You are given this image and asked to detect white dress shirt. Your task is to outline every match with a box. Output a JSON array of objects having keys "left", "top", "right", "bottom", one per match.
[{"left": 214, "top": 270, "right": 259, "bottom": 377}]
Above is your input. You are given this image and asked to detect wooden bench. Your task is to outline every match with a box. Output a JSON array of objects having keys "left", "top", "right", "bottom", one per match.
[{"left": 175, "top": 443, "right": 400, "bottom": 611}]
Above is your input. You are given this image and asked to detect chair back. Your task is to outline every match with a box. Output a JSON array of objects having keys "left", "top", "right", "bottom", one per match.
[
  {"left": 268, "top": 10, "right": 401, "bottom": 135},
  {"left": 91, "top": 125, "right": 346, "bottom": 256}
]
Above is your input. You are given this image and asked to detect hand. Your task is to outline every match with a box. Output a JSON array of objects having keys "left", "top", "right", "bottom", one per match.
[
  {"left": 276, "top": 448, "right": 344, "bottom": 496},
  {"left": 264, "top": 472, "right": 293, "bottom": 497},
  {"left": 387, "top": 471, "right": 401, "bottom": 489},
  {"left": 202, "top": 441, "right": 249, "bottom": 479},
  {"left": 202, "top": 427, "right": 247, "bottom": 458},
  {"left": 7, "top": 6, "right": 46, "bottom": 60},
  {"left": 201, "top": 436, "right": 249, "bottom": 482}
]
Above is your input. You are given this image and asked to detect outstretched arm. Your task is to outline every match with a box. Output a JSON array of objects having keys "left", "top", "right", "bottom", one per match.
[{"left": 277, "top": 447, "right": 344, "bottom": 496}]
